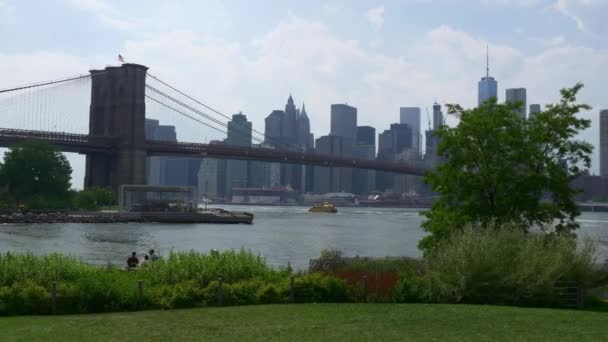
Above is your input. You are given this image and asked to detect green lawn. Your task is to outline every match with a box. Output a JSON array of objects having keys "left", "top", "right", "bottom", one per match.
[{"left": 1, "top": 304, "right": 607, "bottom": 341}]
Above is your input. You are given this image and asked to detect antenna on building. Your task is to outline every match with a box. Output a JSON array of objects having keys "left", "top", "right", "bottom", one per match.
[
  {"left": 426, "top": 107, "right": 431, "bottom": 130},
  {"left": 486, "top": 44, "right": 490, "bottom": 78}
]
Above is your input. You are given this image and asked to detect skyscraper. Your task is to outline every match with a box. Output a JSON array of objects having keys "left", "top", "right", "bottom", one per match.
[
  {"left": 353, "top": 126, "right": 376, "bottom": 195},
  {"left": 432, "top": 102, "right": 443, "bottom": 130},
  {"left": 330, "top": 104, "right": 358, "bottom": 143},
  {"left": 145, "top": 118, "right": 199, "bottom": 187},
  {"left": 198, "top": 140, "right": 226, "bottom": 200},
  {"left": 478, "top": 47, "right": 498, "bottom": 106},
  {"left": 376, "top": 130, "right": 394, "bottom": 192},
  {"left": 225, "top": 113, "right": 252, "bottom": 198},
  {"left": 399, "top": 107, "right": 420, "bottom": 155},
  {"left": 601, "top": 110, "right": 608, "bottom": 177},
  {"left": 506, "top": 88, "right": 527, "bottom": 118},
  {"left": 297, "top": 104, "right": 314, "bottom": 150},
  {"left": 263, "top": 96, "right": 312, "bottom": 192},
  {"left": 529, "top": 104, "right": 542, "bottom": 119},
  {"left": 390, "top": 123, "right": 413, "bottom": 154},
  {"left": 313, "top": 135, "right": 353, "bottom": 194}
]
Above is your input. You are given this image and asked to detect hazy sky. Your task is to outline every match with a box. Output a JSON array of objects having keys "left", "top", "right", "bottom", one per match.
[{"left": 1, "top": 0, "right": 607, "bottom": 186}]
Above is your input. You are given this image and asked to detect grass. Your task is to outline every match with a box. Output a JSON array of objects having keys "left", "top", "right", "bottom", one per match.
[{"left": 1, "top": 304, "right": 607, "bottom": 341}]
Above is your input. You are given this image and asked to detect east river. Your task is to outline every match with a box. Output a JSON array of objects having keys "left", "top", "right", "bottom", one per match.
[{"left": 0, "top": 206, "right": 606, "bottom": 270}]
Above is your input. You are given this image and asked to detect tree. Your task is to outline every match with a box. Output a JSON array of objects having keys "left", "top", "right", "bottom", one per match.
[
  {"left": 0, "top": 141, "right": 72, "bottom": 208},
  {"left": 420, "top": 84, "right": 592, "bottom": 251}
]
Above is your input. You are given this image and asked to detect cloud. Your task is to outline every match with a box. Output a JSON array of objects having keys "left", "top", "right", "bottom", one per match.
[
  {"left": 553, "top": 0, "right": 608, "bottom": 35},
  {"left": 65, "top": 0, "right": 136, "bottom": 32},
  {"left": 366, "top": 6, "right": 385, "bottom": 30},
  {"left": 480, "top": 0, "right": 541, "bottom": 6},
  {"left": 1, "top": 14, "right": 606, "bottom": 178}
]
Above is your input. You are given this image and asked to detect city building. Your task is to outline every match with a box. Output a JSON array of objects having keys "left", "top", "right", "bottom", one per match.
[
  {"left": 506, "top": 88, "right": 527, "bottom": 118},
  {"left": 399, "top": 107, "right": 421, "bottom": 155},
  {"left": 330, "top": 104, "right": 357, "bottom": 143},
  {"left": 390, "top": 123, "right": 413, "bottom": 154},
  {"left": 249, "top": 143, "right": 281, "bottom": 188},
  {"left": 601, "top": 110, "right": 608, "bottom": 177},
  {"left": 432, "top": 102, "right": 444, "bottom": 130},
  {"left": 145, "top": 118, "right": 199, "bottom": 187},
  {"left": 353, "top": 126, "right": 376, "bottom": 195},
  {"left": 197, "top": 140, "right": 226, "bottom": 201},
  {"left": 225, "top": 113, "right": 252, "bottom": 199},
  {"left": 263, "top": 97, "right": 314, "bottom": 192},
  {"left": 313, "top": 135, "right": 352, "bottom": 194},
  {"left": 478, "top": 47, "right": 498, "bottom": 106},
  {"left": 529, "top": 104, "right": 542, "bottom": 119},
  {"left": 376, "top": 129, "right": 395, "bottom": 192}
]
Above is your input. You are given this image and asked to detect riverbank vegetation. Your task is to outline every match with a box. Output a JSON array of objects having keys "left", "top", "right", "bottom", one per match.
[
  {"left": 3, "top": 304, "right": 608, "bottom": 341},
  {"left": 1, "top": 230, "right": 606, "bottom": 316}
]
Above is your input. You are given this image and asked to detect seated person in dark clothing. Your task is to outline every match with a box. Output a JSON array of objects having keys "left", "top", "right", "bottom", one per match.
[{"left": 127, "top": 252, "right": 139, "bottom": 268}]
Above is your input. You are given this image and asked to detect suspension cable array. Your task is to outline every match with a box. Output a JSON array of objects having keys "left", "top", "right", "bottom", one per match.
[{"left": 146, "top": 73, "right": 301, "bottom": 150}]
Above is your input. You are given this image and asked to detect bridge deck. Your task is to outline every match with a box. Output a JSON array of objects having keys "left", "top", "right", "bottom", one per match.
[{"left": 0, "top": 128, "right": 429, "bottom": 175}]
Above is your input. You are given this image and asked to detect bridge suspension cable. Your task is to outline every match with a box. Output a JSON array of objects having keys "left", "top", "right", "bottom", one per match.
[
  {"left": 0, "top": 73, "right": 95, "bottom": 95},
  {"left": 147, "top": 73, "right": 301, "bottom": 151},
  {"left": 145, "top": 84, "right": 266, "bottom": 145}
]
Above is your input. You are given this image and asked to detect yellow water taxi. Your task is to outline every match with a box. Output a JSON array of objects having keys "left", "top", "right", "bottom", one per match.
[{"left": 309, "top": 202, "right": 338, "bottom": 213}]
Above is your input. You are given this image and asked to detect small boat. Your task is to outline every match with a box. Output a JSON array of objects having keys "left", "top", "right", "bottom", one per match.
[{"left": 309, "top": 202, "right": 338, "bottom": 213}]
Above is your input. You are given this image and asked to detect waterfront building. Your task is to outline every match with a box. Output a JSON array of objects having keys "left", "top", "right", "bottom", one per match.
[
  {"left": 197, "top": 140, "right": 227, "bottom": 200},
  {"left": 353, "top": 126, "right": 376, "bottom": 195},
  {"left": 399, "top": 107, "right": 421, "bottom": 155},
  {"left": 506, "top": 88, "right": 527, "bottom": 118},
  {"left": 145, "top": 119, "right": 199, "bottom": 187},
  {"left": 313, "top": 135, "right": 352, "bottom": 194},
  {"left": 376, "top": 129, "right": 395, "bottom": 192},
  {"left": 225, "top": 113, "right": 252, "bottom": 199}
]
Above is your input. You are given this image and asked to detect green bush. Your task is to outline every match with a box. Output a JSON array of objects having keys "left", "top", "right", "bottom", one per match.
[
  {"left": 0, "top": 281, "right": 50, "bottom": 316},
  {"left": 293, "top": 273, "right": 351, "bottom": 303},
  {"left": 73, "top": 187, "right": 116, "bottom": 211},
  {"left": 420, "top": 225, "right": 597, "bottom": 306}
]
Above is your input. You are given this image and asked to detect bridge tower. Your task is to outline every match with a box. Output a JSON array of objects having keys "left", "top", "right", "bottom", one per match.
[{"left": 84, "top": 63, "right": 148, "bottom": 192}]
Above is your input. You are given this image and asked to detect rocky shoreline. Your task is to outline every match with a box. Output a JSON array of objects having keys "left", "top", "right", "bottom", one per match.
[
  {"left": 0, "top": 210, "right": 254, "bottom": 224},
  {"left": 0, "top": 212, "right": 145, "bottom": 224}
]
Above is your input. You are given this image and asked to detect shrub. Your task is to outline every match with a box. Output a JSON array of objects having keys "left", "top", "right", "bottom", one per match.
[
  {"left": 293, "top": 273, "right": 351, "bottom": 303},
  {"left": 423, "top": 224, "right": 597, "bottom": 306}
]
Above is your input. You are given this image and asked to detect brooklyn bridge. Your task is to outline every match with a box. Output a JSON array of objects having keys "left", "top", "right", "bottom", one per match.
[{"left": 0, "top": 63, "right": 430, "bottom": 192}]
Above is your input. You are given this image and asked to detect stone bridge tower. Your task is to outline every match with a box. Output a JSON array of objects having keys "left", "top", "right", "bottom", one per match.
[{"left": 84, "top": 63, "right": 148, "bottom": 191}]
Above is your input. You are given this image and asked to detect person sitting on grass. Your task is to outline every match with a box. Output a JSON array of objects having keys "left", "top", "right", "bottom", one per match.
[
  {"left": 140, "top": 254, "right": 150, "bottom": 266},
  {"left": 149, "top": 249, "right": 160, "bottom": 261},
  {"left": 127, "top": 251, "right": 139, "bottom": 268}
]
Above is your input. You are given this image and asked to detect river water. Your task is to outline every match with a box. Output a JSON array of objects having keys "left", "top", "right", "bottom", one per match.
[{"left": 0, "top": 206, "right": 606, "bottom": 270}]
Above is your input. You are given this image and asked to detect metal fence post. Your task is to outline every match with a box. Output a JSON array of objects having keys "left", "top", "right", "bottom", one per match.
[
  {"left": 577, "top": 284, "right": 585, "bottom": 309},
  {"left": 51, "top": 282, "right": 57, "bottom": 315},
  {"left": 290, "top": 275, "right": 295, "bottom": 303},
  {"left": 363, "top": 275, "right": 368, "bottom": 302},
  {"left": 137, "top": 280, "right": 143, "bottom": 309},
  {"left": 217, "top": 278, "right": 224, "bottom": 306}
]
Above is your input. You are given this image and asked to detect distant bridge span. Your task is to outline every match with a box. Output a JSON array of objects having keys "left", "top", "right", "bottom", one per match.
[
  {"left": 0, "top": 63, "right": 429, "bottom": 191},
  {"left": 0, "top": 128, "right": 428, "bottom": 176}
]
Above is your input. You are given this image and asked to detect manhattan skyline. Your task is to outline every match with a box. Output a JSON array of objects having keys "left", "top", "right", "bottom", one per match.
[{"left": 0, "top": 0, "right": 606, "bottom": 183}]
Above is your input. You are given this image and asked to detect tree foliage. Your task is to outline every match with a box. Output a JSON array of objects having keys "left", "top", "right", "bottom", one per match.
[
  {"left": 420, "top": 84, "right": 592, "bottom": 251},
  {"left": 73, "top": 187, "right": 116, "bottom": 211},
  {"left": 0, "top": 141, "right": 72, "bottom": 208}
]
